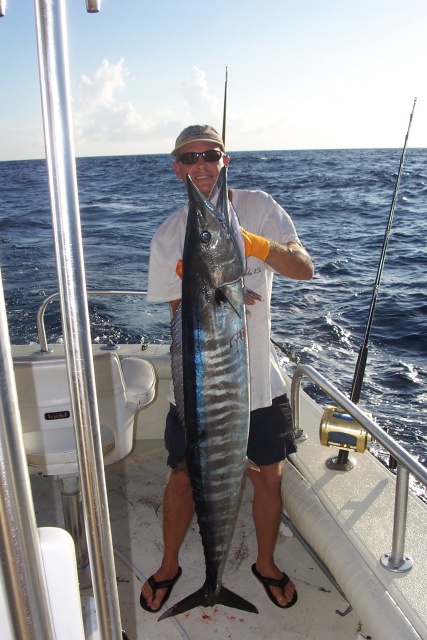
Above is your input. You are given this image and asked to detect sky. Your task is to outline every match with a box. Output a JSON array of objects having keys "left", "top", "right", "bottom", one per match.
[{"left": 0, "top": 0, "right": 426, "bottom": 161}]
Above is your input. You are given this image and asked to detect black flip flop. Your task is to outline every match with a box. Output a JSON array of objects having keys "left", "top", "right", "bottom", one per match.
[
  {"left": 251, "top": 563, "right": 298, "bottom": 609},
  {"left": 140, "top": 567, "right": 182, "bottom": 613}
]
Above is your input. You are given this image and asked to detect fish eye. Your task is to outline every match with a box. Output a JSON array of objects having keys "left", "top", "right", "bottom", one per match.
[{"left": 200, "top": 230, "right": 211, "bottom": 244}]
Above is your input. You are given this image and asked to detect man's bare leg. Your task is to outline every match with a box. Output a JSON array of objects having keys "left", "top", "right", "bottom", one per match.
[
  {"left": 248, "top": 462, "right": 296, "bottom": 606},
  {"left": 141, "top": 470, "right": 193, "bottom": 611}
]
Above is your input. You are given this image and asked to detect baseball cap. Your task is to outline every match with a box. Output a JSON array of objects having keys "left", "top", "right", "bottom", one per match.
[{"left": 171, "top": 125, "right": 225, "bottom": 157}]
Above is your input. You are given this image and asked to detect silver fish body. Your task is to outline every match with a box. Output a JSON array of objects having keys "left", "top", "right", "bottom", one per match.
[{"left": 160, "top": 167, "right": 257, "bottom": 619}]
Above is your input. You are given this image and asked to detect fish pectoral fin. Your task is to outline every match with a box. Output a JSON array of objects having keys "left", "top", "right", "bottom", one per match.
[
  {"left": 214, "top": 287, "right": 245, "bottom": 320},
  {"left": 247, "top": 458, "right": 261, "bottom": 472},
  {"left": 158, "top": 585, "right": 258, "bottom": 620},
  {"left": 214, "top": 287, "right": 229, "bottom": 305}
]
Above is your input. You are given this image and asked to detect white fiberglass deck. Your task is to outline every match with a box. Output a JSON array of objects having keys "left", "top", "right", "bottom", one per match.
[{"left": 32, "top": 438, "right": 367, "bottom": 640}]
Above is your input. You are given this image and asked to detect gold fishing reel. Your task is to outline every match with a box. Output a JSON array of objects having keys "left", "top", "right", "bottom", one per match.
[{"left": 320, "top": 406, "right": 372, "bottom": 470}]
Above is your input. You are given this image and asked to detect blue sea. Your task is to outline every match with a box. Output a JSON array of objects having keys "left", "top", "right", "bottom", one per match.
[{"left": 0, "top": 149, "right": 426, "bottom": 472}]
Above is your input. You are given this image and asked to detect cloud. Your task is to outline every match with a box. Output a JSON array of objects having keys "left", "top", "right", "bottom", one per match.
[
  {"left": 77, "top": 58, "right": 127, "bottom": 114},
  {"left": 73, "top": 58, "right": 181, "bottom": 150},
  {"left": 72, "top": 60, "right": 226, "bottom": 155},
  {"left": 182, "top": 67, "right": 222, "bottom": 123}
]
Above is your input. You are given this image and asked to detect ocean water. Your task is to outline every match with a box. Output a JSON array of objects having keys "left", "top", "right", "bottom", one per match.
[{"left": 0, "top": 149, "right": 426, "bottom": 472}]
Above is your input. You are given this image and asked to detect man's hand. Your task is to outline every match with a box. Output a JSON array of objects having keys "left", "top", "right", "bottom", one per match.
[{"left": 176, "top": 259, "right": 183, "bottom": 279}]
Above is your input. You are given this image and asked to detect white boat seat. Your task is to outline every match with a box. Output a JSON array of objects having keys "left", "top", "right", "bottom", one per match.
[
  {"left": 12, "top": 352, "right": 156, "bottom": 578},
  {"left": 14, "top": 352, "right": 156, "bottom": 476},
  {"left": 121, "top": 356, "right": 156, "bottom": 406},
  {"left": 23, "top": 425, "right": 115, "bottom": 471}
]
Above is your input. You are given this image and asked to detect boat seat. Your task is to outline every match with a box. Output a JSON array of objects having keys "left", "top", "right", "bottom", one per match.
[
  {"left": 13, "top": 352, "right": 156, "bottom": 577},
  {"left": 14, "top": 353, "right": 156, "bottom": 476}
]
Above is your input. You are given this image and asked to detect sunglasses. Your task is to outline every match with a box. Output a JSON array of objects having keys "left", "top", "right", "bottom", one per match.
[{"left": 177, "top": 149, "right": 225, "bottom": 165}]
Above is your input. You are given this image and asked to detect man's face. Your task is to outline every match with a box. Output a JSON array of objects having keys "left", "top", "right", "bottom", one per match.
[{"left": 173, "top": 141, "right": 229, "bottom": 198}]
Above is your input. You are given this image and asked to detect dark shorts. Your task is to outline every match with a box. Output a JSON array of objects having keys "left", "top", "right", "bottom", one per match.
[{"left": 164, "top": 393, "right": 296, "bottom": 470}]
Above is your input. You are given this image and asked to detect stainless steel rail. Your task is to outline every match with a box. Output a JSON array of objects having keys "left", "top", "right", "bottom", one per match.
[
  {"left": 291, "top": 364, "right": 427, "bottom": 572},
  {"left": 34, "top": 1, "right": 123, "bottom": 638},
  {"left": 0, "top": 267, "right": 56, "bottom": 640},
  {"left": 37, "top": 289, "right": 147, "bottom": 353}
]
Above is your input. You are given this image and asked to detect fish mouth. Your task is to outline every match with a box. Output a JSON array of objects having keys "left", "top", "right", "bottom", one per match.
[
  {"left": 207, "top": 167, "right": 230, "bottom": 227},
  {"left": 186, "top": 167, "right": 230, "bottom": 231},
  {"left": 185, "top": 168, "right": 245, "bottom": 288}
]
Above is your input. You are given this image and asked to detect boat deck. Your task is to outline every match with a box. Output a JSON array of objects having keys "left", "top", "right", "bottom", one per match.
[{"left": 31, "top": 438, "right": 367, "bottom": 640}]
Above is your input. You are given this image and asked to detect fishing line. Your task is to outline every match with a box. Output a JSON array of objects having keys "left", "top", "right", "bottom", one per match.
[{"left": 350, "top": 98, "right": 417, "bottom": 405}]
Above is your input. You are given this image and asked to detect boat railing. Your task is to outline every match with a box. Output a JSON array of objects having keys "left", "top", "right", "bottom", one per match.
[
  {"left": 37, "top": 289, "right": 148, "bottom": 353},
  {"left": 291, "top": 364, "right": 427, "bottom": 574},
  {"left": 29, "top": 1, "right": 125, "bottom": 636},
  {"left": 0, "top": 267, "right": 57, "bottom": 639}
]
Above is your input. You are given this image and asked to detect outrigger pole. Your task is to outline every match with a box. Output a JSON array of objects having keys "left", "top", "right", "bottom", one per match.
[
  {"left": 350, "top": 98, "right": 417, "bottom": 405},
  {"left": 222, "top": 67, "right": 228, "bottom": 147}
]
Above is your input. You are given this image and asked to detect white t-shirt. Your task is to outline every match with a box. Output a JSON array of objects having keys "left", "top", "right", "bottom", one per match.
[{"left": 147, "top": 188, "right": 299, "bottom": 411}]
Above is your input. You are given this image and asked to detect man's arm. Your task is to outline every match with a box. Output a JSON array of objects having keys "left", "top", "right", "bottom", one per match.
[
  {"left": 264, "top": 240, "right": 314, "bottom": 280},
  {"left": 241, "top": 227, "right": 314, "bottom": 281}
]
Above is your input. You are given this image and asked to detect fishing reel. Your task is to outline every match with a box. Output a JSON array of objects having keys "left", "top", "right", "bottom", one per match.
[{"left": 319, "top": 406, "right": 372, "bottom": 471}]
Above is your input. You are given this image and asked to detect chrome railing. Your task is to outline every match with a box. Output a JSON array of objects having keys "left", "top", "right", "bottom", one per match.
[
  {"left": 37, "top": 289, "right": 147, "bottom": 353},
  {"left": 2, "top": 1, "right": 133, "bottom": 638},
  {"left": 34, "top": 1, "right": 123, "bottom": 638},
  {"left": 291, "top": 364, "right": 427, "bottom": 574},
  {"left": 0, "top": 271, "right": 57, "bottom": 640}
]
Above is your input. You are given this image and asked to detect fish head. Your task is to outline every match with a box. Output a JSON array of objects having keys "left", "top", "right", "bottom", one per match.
[{"left": 185, "top": 167, "right": 245, "bottom": 289}]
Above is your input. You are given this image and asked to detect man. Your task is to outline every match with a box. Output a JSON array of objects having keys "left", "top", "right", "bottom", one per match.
[{"left": 141, "top": 125, "right": 314, "bottom": 613}]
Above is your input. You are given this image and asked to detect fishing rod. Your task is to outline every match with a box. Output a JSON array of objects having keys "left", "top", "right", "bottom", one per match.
[
  {"left": 220, "top": 71, "right": 294, "bottom": 370},
  {"left": 350, "top": 97, "right": 417, "bottom": 405},
  {"left": 222, "top": 67, "right": 228, "bottom": 148},
  {"left": 270, "top": 338, "right": 300, "bottom": 365}
]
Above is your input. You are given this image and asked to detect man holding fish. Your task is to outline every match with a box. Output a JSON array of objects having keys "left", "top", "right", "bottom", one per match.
[{"left": 142, "top": 124, "right": 314, "bottom": 615}]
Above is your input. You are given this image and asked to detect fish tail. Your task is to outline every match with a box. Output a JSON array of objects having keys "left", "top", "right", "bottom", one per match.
[
  {"left": 158, "top": 584, "right": 258, "bottom": 620},
  {"left": 215, "top": 585, "right": 258, "bottom": 614},
  {"left": 158, "top": 587, "right": 207, "bottom": 620}
]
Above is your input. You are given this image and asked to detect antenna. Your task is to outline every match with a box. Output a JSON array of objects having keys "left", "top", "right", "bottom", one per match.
[{"left": 222, "top": 67, "right": 228, "bottom": 148}]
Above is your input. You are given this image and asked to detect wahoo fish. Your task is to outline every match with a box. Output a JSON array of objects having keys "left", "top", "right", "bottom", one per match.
[{"left": 159, "top": 166, "right": 258, "bottom": 619}]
